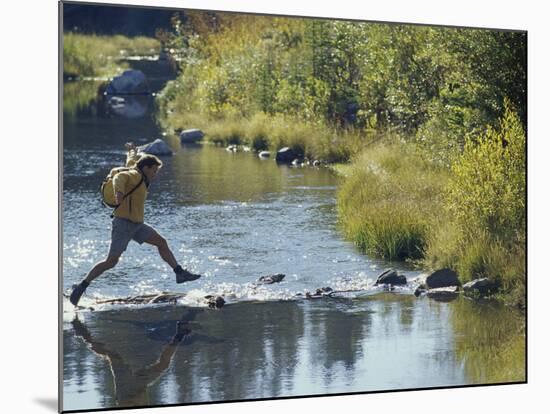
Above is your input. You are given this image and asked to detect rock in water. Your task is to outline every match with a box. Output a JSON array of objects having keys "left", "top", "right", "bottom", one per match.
[
  {"left": 180, "top": 129, "right": 204, "bottom": 143},
  {"left": 425, "top": 268, "right": 460, "bottom": 289},
  {"left": 106, "top": 70, "right": 149, "bottom": 95},
  {"left": 305, "top": 287, "right": 333, "bottom": 299},
  {"left": 426, "top": 286, "right": 460, "bottom": 302},
  {"left": 258, "top": 274, "right": 286, "bottom": 284},
  {"left": 258, "top": 151, "right": 271, "bottom": 159},
  {"left": 205, "top": 295, "right": 225, "bottom": 309},
  {"left": 414, "top": 284, "right": 427, "bottom": 297},
  {"left": 275, "top": 147, "right": 299, "bottom": 164},
  {"left": 463, "top": 278, "right": 499, "bottom": 296},
  {"left": 137, "top": 139, "right": 173, "bottom": 156},
  {"left": 375, "top": 269, "right": 407, "bottom": 286}
]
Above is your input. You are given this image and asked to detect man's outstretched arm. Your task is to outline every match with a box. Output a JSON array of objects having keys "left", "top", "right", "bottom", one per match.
[{"left": 124, "top": 142, "right": 140, "bottom": 167}]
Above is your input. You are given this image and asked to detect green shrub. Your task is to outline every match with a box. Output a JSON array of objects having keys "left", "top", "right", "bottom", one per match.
[
  {"left": 427, "top": 100, "right": 526, "bottom": 304},
  {"left": 447, "top": 99, "right": 525, "bottom": 241}
]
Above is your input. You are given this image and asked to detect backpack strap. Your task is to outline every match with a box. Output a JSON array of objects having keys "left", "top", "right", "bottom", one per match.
[{"left": 110, "top": 173, "right": 145, "bottom": 218}]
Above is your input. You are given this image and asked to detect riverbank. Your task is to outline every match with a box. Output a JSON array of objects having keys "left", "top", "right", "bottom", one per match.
[
  {"left": 336, "top": 104, "right": 525, "bottom": 309},
  {"left": 150, "top": 14, "right": 525, "bottom": 308},
  {"left": 156, "top": 104, "right": 525, "bottom": 308},
  {"left": 155, "top": 108, "right": 370, "bottom": 163},
  {"left": 63, "top": 33, "right": 160, "bottom": 78}
]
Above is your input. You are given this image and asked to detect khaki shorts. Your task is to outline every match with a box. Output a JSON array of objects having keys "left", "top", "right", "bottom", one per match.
[{"left": 108, "top": 217, "right": 157, "bottom": 257}]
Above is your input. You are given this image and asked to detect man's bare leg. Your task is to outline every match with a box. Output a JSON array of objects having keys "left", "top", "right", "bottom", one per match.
[
  {"left": 84, "top": 255, "right": 120, "bottom": 284},
  {"left": 144, "top": 232, "right": 178, "bottom": 269},
  {"left": 144, "top": 232, "right": 201, "bottom": 284},
  {"left": 70, "top": 255, "right": 120, "bottom": 306}
]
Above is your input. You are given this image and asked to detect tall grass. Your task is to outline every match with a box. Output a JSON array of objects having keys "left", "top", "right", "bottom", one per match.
[
  {"left": 158, "top": 109, "right": 369, "bottom": 163},
  {"left": 337, "top": 104, "right": 525, "bottom": 308},
  {"left": 63, "top": 33, "right": 160, "bottom": 77},
  {"left": 337, "top": 141, "right": 449, "bottom": 261}
]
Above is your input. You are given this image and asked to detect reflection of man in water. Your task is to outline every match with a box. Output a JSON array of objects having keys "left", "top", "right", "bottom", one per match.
[
  {"left": 70, "top": 142, "right": 201, "bottom": 306},
  {"left": 71, "top": 316, "right": 190, "bottom": 408}
]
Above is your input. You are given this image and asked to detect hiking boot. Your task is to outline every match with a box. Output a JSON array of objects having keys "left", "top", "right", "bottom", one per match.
[
  {"left": 70, "top": 280, "right": 89, "bottom": 306},
  {"left": 174, "top": 265, "right": 201, "bottom": 284}
]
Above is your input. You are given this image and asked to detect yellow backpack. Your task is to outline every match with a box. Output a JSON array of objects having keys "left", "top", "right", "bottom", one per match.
[{"left": 100, "top": 167, "right": 144, "bottom": 209}]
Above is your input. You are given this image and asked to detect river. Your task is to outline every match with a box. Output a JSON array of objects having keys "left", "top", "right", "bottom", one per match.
[{"left": 61, "top": 57, "right": 525, "bottom": 412}]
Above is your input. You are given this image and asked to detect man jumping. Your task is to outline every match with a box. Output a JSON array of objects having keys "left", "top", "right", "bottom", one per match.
[{"left": 69, "top": 142, "right": 200, "bottom": 306}]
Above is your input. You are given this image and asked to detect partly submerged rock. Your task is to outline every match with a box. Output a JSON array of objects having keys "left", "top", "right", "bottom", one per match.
[
  {"left": 180, "top": 129, "right": 204, "bottom": 143},
  {"left": 463, "top": 278, "right": 499, "bottom": 297},
  {"left": 276, "top": 147, "right": 300, "bottom": 164},
  {"left": 137, "top": 138, "right": 173, "bottom": 156},
  {"left": 375, "top": 269, "right": 407, "bottom": 286},
  {"left": 106, "top": 69, "right": 149, "bottom": 95},
  {"left": 257, "top": 274, "right": 286, "bottom": 284},
  {"left": 305, "top": 286, "right": 334, "bottom": 299},
  {"left": 425, "top": 268, "right": 460, "bottom": 289},
  {"left": 204, "top": 295, "right": 226, "bottom": 309},
  {"left": 258, "top": 151, "right": 271, "bottom": 159},
  {"left": 426, "top": 286, "right": 460, "bottom": 302},
  {"left": 414, "top": 283, "right": 427, "bottom": 297}
]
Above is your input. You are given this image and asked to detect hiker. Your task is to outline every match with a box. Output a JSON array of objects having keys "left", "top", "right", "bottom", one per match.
[{"left": 69, "top": 142, "right": 200, "bottom": 306}]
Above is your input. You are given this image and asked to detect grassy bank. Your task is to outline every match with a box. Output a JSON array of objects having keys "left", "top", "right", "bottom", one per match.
[
  {"left": 337, "top": 140, "right": 449, "bottom": 261},
  {"left": 152, "top": 13, "right": 525, "bottom": 307},
  {"left": 63, "top": 33, "right": 160, "bottom": 78},
  {"left": 337, "top": 103, "right": 526, "bottom": 308},
  {"left": 157, "top": 108, "right": 369, "bottom": 163}
]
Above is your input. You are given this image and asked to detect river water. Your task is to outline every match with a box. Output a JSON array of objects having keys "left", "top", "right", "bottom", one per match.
[{"left": 61, "top": 58, "right": 525, "bottom": 412}]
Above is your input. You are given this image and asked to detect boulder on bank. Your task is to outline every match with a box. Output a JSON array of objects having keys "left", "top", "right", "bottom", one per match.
[
  {"left": 276, "top": 147, "right": 300, "bottom": 164},
  {"left": 180, "top": 129, "right": 204, "bottom": 143},
  {"left": 463, "top": 278, "right": 499, "bottom": 297},
  {"left": 426, "top": 286, "right": 460, "bottom": 302},
  {"left": 106, "top": 70, "right": 149, "bottom": 95},
  {"left": 425, "top": 268, "right": 460, "bottom": 289},
  {"left": 137, "top": 138, "right": 173, "bottom": 156},
  {"left": 375, "top": 269, "right": 407, "bottom": 286},
  {"left": 257, "top": 274, "right": 286, "bottom": 284}
]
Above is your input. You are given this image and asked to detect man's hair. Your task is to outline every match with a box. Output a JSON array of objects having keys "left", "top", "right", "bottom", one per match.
[{"left": 136, "top": 154, "right": 163, "bottom": 170}]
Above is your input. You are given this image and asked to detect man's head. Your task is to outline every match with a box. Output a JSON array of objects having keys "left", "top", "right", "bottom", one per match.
[{"left": 136, "top": 154, "right": 163, "bottom": 181}]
